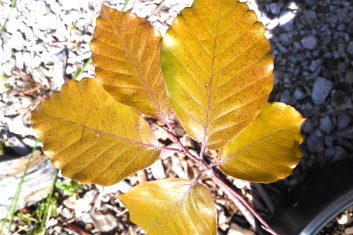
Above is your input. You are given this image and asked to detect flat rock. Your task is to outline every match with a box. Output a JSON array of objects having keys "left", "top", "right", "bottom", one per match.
[
  {"left": 0, "top": 151, "right": 56, "bottom": 219},
  {"left": 311, "top": 77, "right": 333, "bottom": 105}
]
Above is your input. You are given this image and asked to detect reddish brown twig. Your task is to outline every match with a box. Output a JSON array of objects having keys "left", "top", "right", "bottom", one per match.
[{"left": 163, "top": 127, "right": 279, "bottom": 235}]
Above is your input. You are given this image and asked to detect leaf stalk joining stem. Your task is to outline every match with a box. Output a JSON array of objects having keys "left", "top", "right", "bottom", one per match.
[{"left": 162, "top": 128, "right": 278, "bottom": 235}]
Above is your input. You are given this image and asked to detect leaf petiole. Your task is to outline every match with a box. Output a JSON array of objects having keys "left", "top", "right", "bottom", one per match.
[{"left": 163, "top": 125, "right": 279, "bottom": 235}]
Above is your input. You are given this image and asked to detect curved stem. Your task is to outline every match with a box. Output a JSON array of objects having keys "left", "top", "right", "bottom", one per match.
[
  {"left": 199, "top": 143, "right": 206, "bottom": 160},
  {"left": 210, "top": 174, "right": 278, "bottom": 235}
]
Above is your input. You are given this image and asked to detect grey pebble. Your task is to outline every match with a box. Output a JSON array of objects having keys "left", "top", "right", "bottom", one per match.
[
  {"left": 334, "top": 146, "right": 348, "bottom": 161},
  {"left": 332, "top": 90, "right": 347, "bottom": 108},
  {"left": 293, "top": 87, "right": 306, "bottom": 100},
  {"left": 324, "top": 135, "right": 334, "bottom": 148},
  {"left": 311, "top": 77, "right": 333, "bottom": 105},
  {"left": 305, "top": 0, "right": 317, "bottom": 6},
  {"left": 336, "top": 127, "right": 353, "bottom": 139},
  {"left": 309, "top": 59, "right": 321, "bottom": 72},
  {"left": 307, "top": 129, "right": 325, "bottom": 153},
  {"left": 270, "top": 3, "right": 281, "bottom": 15},
  {"left": 347, "top": 42, "right": 353, "bottom": 56},
  {"left": 301, "top": 36, "right": 318, "bottom": 50},
  {"left": 337, "top": 112, "right": 351, "bottom": 130},
  {"left": 324, "top": 148, "right": 335, "bottom": 158},
  {"left": 319, "top": 116, "right": 333, "bottom": 133},
  {"left": 301, "top": 120, "right": 315, "bottom": 134},
  {"left": 346, "top": 69, "right": 353, "bottom": 85},
  {"left": 279, "top": 33, "right": 291, "bottom": 45}
]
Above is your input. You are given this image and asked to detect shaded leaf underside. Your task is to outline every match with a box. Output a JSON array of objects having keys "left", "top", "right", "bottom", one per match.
[
  {"left": 92, "top": 5, "right": 171, "bottom": 118},
  {"left": 220, "top": 102, "right": 305, "bottom": 183},
  {"left": 119, "top": 178, "right": 217, "bottom": 235},
  {"left": 161, "top": 0, "right": 273, "bottom": 149},
  {"left": 31, "top": 78, "right": 160, "bottom": 186}
]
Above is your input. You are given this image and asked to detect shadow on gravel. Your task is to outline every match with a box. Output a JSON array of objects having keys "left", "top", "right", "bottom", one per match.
[{"left": 243, "top": 0, "right": 353, "bottom": 234}]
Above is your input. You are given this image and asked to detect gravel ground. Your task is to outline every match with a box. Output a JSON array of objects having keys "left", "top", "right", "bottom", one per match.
[{"left": 0, "top": 0, "right": 353, "bottom": 234}]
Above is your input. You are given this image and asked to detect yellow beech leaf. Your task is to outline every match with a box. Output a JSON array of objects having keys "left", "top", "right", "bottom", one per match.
[
  {"left": 31, "top": 78, "right": 160, "bottom": 186},
  {"left": 219, "top": 102, "right": 305, "bottom": 183},
  {"left": 119, "top": 178, "right": 217, "bottom": 235},
  {"left": 91, "top": 5, "right": 171, "bottom": 118},
  {"left": 161, "top": 0, "right": 273, "bottom": 149}
]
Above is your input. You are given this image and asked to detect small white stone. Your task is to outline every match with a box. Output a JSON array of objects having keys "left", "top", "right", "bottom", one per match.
[
  {"left": 8, "top": 115, "right": 36, "bottom": 136},
  {"left": 15, "top": 52, "right": 24, "bottom": 69},
  {"left": 279, "top": 11, "right": 296, "bottom": 25},
  {"left": 22, "top": 137, "right": 37, "bottom": 148},
  {"left": 150, "top": 159, "right": 166, "bottom": 180},
  {"left": 36, "top": 14, "right": 58, "bottom": 30},
  {"left": 337, "top": 214, "right": 349, "bottom": 225},
  {"left": 32, "top": 1, "right": 50, "bottom": 15},
  {"left": 2, "top": 61, "right": 14, "bottom": 76}
]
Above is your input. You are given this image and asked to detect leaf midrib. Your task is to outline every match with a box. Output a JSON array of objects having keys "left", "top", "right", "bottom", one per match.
[
  {"left": 105, "top": 10, "right": 164, "bottom": 118},
  {"left": 203, "top": 1, "right": 222, "bottom": 144},
  {"left": 37, "top": 111, "right": 160, "bottom": 150}
]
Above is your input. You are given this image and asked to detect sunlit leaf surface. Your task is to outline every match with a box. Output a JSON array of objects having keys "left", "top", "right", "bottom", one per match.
[
  {"left": 31, "top": 78, "right": 160, "bottom": 186},
  {"left": 119, "top": 178, "right": 217, "bottom": 235},
  {"left": 92, "top": 5, "right": 171, "bottom": 118},
  {"left": 161, "top": 0, "right": 273, "bottom": 149},
  {"left": 220, "top": 102, "right": 305, "bottom": 183}
]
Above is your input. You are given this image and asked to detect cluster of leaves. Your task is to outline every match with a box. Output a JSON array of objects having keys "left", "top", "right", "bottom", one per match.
[{"left": 31, "top": 0, "right": 304, "bottom": 234}]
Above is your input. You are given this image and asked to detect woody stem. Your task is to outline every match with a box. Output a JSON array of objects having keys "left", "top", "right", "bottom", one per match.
[{"left": 166, "top": 130, "right": 278, "bottom": 235}]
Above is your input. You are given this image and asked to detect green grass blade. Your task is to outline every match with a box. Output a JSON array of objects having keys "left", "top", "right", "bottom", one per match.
[
  {"left": 121, "top": 0, "right": 134, "bottom": 12},
  {"left": 38, "top": 169, "right": 58, "bottom": 232},
  {"left": 72, "top": 58, "right": 91, "bottom": 81},
  {"left": 0, "top": 0, "right": 17, "bottom": 36}
]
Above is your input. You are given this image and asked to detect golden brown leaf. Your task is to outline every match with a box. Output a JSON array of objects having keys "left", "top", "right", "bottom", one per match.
[
  {"left": 92, "top": 5, "right": 171, "bottom": 118},
  {"left": 161, "top": 0, "right": 273, "bottom": 149},
  {"left": 119, "top": 178, "right": 217, "bottom": 235},
  {"left": 31, "top": 78, "right": 160, "bottom": 186},
  {"left": 220, "top": 102, "right": 305, "bottom": 183}
]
